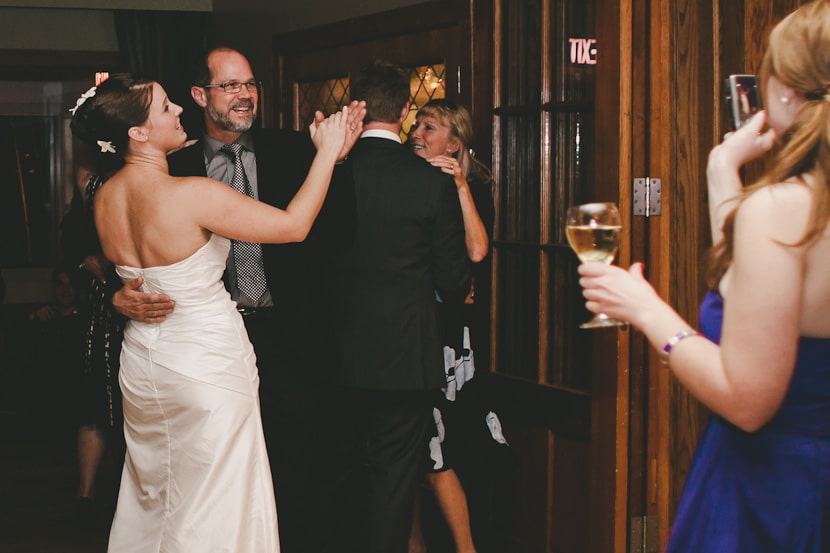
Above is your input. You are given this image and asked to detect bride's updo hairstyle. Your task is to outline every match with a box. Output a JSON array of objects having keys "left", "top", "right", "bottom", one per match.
[
  {"left": 70, "top": 73, "right": 155, "bottom": 170},
  {"left": 708, "top": 0, "right": 830, "bottom": 286}
]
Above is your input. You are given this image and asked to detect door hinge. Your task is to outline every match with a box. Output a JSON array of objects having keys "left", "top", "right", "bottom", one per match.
[
  {"left": 630, "top": 515, "right": 660, "bottom": 553},
  {"left": 633, "top": 177, "right": 662, "bottom": 216}
]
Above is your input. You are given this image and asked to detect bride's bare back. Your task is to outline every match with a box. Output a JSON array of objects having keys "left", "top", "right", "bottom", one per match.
[{"left": 94, "top": 165, "right": 215, "bottom": 269}]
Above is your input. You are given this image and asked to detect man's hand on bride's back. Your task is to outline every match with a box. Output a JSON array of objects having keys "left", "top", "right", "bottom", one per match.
[{"left": 112, "top": 276, "right": 175, "bottom": 323}]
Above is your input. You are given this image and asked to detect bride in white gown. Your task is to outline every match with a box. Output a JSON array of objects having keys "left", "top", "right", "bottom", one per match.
[{"left": 69, "top": 74, "right": 358, "bottom": 553}]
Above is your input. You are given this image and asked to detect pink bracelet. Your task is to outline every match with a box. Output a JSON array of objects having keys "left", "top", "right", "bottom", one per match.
[{"left": 660, "top": 329, "right": 698, "bottom": 365}]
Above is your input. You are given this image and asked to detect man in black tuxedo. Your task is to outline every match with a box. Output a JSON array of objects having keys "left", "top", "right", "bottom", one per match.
[
  {"left": 112, "top": 47, "right": 361, "bottom": 553},
  {"left": 332, "top": 63, "right": 471, "bottom": 553}
]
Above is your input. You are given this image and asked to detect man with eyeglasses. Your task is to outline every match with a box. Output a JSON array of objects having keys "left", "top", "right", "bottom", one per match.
[{"left": 111, "top": 46, "right": 364, "bottom": 553}]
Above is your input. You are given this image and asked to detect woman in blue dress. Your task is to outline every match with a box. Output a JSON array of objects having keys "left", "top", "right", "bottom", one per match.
[{"left": 578, "top": 1, "right": 830, "bottom": 551}]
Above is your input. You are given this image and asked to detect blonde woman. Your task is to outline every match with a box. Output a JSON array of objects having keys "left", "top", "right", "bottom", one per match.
[{"left": 408, "top": 100, "right": 497, "bottom": 553}]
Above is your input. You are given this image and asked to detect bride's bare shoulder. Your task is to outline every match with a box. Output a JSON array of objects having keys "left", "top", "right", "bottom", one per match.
[
  {"left": 172, "top": 174, "right": 227, "bottom": 190},
  {"left": 171, "top": 176, "right": 242, "bottom": 207}
]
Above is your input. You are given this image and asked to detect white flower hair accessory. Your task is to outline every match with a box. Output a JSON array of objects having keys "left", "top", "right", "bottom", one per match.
[
  {"left": 97, "top": 140, "right": 116, "bottom": 154},
  {"left": 69, "top": 86, "right": 97, "bottom": 116}
]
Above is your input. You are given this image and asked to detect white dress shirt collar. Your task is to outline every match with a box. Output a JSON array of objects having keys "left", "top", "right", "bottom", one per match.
[{"left": 359, "top": 129, "right": 402, "bottom": 143}]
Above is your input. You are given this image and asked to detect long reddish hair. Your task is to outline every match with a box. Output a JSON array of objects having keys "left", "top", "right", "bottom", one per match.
[{"left": 708, "top": 0, "right": 830, "bottom": 287}]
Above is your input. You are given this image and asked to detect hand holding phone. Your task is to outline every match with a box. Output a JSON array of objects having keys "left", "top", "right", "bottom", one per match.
[{"left": 723, "top": 74, "right": 762, "bottom": 130}]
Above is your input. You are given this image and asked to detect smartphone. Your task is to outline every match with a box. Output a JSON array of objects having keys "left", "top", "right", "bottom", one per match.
[{"left": 723, "top": 74, "right": 762, "bottom": 130}]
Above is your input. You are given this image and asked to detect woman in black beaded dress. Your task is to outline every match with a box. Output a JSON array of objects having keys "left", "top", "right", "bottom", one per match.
[{"left": 61, "top": 134, "right": 126, "bottom": 520}]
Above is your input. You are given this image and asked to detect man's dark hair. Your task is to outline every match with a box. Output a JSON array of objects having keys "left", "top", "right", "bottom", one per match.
[{"left": 350, "top": 62, "right": 410, "bottom": 124}]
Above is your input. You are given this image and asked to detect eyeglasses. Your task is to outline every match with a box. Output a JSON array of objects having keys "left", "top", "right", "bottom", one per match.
[{"left": 201, "top": 81, "right": 261, "bottom": 94}]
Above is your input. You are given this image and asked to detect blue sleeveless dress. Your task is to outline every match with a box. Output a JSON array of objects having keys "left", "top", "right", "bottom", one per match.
[{"left": 665, "top": 291, "right": 830, "bottom": 552}]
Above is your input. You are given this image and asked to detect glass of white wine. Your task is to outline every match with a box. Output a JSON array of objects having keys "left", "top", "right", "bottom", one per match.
[{"left": 566, "top": 202, "right": 626, "bottom": 329}]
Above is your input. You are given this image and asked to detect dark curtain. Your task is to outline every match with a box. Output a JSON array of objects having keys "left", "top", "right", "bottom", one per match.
[
  {"left": 0, "top": 117, "right": 57, "bottom": 267},
  {"left": 115, "top": 10, "right": 209, "bottom": 137}
]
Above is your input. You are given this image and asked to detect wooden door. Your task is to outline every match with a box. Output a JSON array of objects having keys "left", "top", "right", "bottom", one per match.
[
  {"left": 271, "top": 1, "right": 635, "bottom": 551},
  {"left": 487, "top": 0, "right": 613, "bottom": 551},
  {"left": 276, "top": 3, "right": 613, "bottom": 550},
  {"left": 625, "top": 0, "right": 715, "bottom": 550},
  {"left": 271, "top": 1, "right": 631, "bottom": 551}
]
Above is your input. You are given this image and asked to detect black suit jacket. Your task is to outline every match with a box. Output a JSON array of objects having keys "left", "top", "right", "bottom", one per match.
[
  {"left": 168, "top": 128, "right": 355, "bottom": 379},
  {"left": 333, "top": 137, "right": 471, "bottom": 391}
]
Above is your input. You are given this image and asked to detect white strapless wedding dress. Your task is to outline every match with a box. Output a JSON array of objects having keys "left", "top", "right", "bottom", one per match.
[{"left": 108, "top": 234, "right": 279, "bottom": 553}]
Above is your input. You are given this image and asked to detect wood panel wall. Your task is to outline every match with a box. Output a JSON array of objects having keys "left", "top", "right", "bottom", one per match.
[{"left": 662, "top": 1, "right": 714, "bottom": 547}]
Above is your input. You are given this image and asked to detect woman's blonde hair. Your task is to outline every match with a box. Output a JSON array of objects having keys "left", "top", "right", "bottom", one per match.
[
  {"left": 709, "top": 0, "right": 830, "bottom": 286},
  {"left": 416, "top": 99, "right": 491, "bottom": 182}
]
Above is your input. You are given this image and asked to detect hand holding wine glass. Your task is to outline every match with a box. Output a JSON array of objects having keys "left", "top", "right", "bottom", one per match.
[{"left": 566, "top": 202, "right": 626, "bottom": 328}]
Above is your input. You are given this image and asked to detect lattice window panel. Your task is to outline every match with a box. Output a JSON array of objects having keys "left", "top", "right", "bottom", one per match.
[
  {"left": 297, "top": 76, "right": 350, "bottom": 129},
  {"left": 402, "top": 64, "right": 446, "bottom": 136}
]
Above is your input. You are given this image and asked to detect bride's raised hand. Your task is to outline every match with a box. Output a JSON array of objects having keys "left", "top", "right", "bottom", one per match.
[
  {"left": 314, "top": 101, "right": 366, "bottom": 160},
  {"left": 309, "top": 106, "right": 349, "bottom": 159}
]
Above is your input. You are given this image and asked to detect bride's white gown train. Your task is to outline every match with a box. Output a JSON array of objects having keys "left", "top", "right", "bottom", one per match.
[{"left": 108, "top": 234, "right": 279, "bottom": 553}]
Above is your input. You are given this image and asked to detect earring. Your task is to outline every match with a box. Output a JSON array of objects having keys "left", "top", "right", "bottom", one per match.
[{"left": 781, "top": 95, "right": 790, "bottom": 104}]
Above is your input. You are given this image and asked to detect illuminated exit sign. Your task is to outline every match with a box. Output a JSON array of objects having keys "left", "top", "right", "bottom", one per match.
[{"left": 569, "top": 38, "right": 597, "bottom": 65}]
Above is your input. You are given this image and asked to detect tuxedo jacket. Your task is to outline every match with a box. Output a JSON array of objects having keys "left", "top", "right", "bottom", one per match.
[
  {"left": 333, "top": 137, "right": 471, "bottom": 391},
  {"left": 168, "top": 128, "right": 355, "bottom": 376}
]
